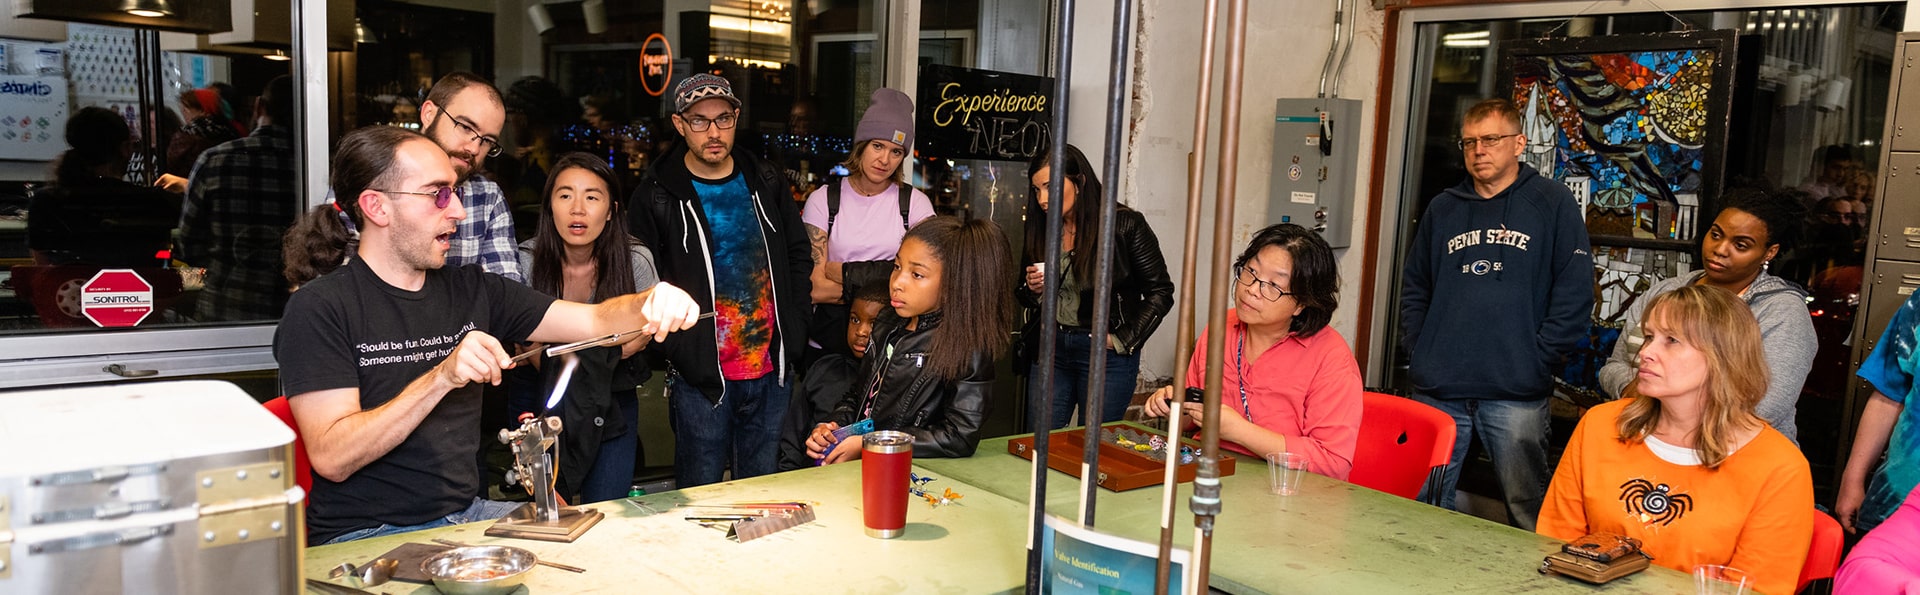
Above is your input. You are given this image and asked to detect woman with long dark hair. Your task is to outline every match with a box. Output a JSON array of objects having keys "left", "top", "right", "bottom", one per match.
[
  {"left": 1021, "top": 144, "right": 1175, "bottom": 429},
  {"left": 511, "top": 151, "right": 658, "bottom": 503},
  {"left": 807, "top": 215, "right": 1016, "bottom": 462}
]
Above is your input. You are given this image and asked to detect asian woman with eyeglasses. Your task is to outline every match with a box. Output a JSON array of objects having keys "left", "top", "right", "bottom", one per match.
[
  {"left": 508, "top": 152, "right": 659, "bottom": 503},
  {"left": 1141, "top": 224, "right": 1363, "bottom": 480}
]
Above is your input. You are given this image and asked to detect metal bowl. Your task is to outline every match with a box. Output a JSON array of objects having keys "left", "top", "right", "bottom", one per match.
[{"left": 420, "top": 545, "right": 535, "bottom": 595}]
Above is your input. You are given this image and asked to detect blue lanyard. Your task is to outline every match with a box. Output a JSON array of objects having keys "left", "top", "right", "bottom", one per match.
[{"left": 1235, "top": 328, "right": 1253, "bottom": 424}]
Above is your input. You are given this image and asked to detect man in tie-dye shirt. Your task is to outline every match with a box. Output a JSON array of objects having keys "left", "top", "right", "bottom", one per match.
[
  {"left": 628, "top": 74, "right": 812, "bottom": 488},
  {"left": 1843, "top": 290, "right": 1920, "bottom": 534}
]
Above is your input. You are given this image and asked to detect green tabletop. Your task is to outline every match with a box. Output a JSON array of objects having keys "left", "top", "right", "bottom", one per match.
[
  {"left": 915, "top": 432, "right": 1698, "bottom": 594},
  {"left": 303, "top": 433, "right": 1698, "bottom": 594},
  {"left": 303, "top": 461, "right": 1030, "bottom": 593}
]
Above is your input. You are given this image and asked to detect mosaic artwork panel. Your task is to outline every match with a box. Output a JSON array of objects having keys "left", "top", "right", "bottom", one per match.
[{"left": 1509, "top": 46, "right": 1719, "bottom": 243}]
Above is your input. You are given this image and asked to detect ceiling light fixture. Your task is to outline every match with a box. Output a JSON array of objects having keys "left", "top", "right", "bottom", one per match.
[
  {"left": 355, "top": 18, "right": 378, "bottom": 44},
  {"left": 582, "top": 0, "right": 608, "bottom": 34},
  {"left": 528, "top": 3, "right": 556, "bottom": 35},
  {"left": 120, "top": 0, "right": 173, "bottom": 18},
  {"left": 264, "top": 50, "right": 291, "bottom": 62}
]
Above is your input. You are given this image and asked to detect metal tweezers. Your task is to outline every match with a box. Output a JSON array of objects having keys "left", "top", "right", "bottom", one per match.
[{"left": 509, "top": 312, "right": 714, "bottom": 366}]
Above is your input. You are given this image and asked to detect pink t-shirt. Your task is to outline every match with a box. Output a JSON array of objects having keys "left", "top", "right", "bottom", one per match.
[
  {"left": 801, "top": 180, "right": 936, "bottom": 263},
  {"left": 1184, "top": 310, "right": 1364, "bottom": 480}
]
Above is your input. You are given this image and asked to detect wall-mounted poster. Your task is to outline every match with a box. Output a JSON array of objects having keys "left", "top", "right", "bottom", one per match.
[
  {"left": 917, "top": 64, "right": 1054, "bottom": 162},
  {"left": 0, "top": 74, "right": 68, "bottom": 161},
  {"left": 1499, "top": 30, "right": 1739, "bottom": 250}
]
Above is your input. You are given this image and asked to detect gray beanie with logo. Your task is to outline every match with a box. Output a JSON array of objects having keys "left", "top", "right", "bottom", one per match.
[{"left": 855, "top": 88, "right": 914, "bottom": 150}]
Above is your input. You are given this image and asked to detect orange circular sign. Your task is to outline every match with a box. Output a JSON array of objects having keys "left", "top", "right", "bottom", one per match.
[{"left": 640, "top": 33, "right": 673, "bottom": 97}]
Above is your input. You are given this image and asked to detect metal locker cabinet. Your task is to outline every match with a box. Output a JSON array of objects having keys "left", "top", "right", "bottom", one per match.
[
  {"left": 1876, "top": 152, "right": 1920, "bottom": 262},
  {"left": 1859, "top": 261, "right": 1920, "bottom": 357},
  {"left": 1893, "top": 43, "right": 1920, "bottom": 152}
]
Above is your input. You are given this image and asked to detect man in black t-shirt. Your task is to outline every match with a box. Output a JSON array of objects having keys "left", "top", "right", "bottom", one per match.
[{"left": 275, "top": 126, "right": 697, "bottom": 545}]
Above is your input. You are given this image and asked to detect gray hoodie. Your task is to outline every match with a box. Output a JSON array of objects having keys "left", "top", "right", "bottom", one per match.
[{"left": 1596, "top": 270, "right": 1815, "bottom": 443}]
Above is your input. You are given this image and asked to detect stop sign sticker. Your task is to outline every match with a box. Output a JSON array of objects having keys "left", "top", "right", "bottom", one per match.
[{"left": 81, "top": 269, "right": 155, "bottom": 327}]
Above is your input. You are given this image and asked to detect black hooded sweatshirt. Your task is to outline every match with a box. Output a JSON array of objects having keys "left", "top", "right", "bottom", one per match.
[{"left": 627, "top": 142, "right": 812, "bottom": 401}]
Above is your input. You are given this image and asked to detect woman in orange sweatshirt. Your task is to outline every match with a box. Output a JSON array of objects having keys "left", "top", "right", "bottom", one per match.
[{"left": 1537, "top": 284, "right": 1812, "bottom": 595}]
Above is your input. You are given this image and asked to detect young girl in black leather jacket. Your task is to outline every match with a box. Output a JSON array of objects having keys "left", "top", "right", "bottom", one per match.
[{"left": 806, "top": 216, "right": 1016, "bottom": 462}]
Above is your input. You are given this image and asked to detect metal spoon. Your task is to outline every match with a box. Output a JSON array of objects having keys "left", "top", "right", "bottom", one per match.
[
  {"left": 324, "top": 558, "right": 398, "bottom": 587},
  {"left": 353, "top": 558, "right": 398, "bottom": 586}
]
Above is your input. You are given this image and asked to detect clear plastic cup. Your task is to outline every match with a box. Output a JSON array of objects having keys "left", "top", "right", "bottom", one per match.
[
  {"left": 1266, "top": 452, "right": 1307, "bottom": 496},
  {"left": 1693, "top": 565, "right": 1749, "bottom": 595}
]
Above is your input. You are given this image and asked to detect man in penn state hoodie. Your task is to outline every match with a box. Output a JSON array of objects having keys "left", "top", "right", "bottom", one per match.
[
  {"left": 1399, "top": 98, "right": 1593, "bottom": 531},
  {"left": 628, "top": 74, "right": 812, "bottom": 488}
]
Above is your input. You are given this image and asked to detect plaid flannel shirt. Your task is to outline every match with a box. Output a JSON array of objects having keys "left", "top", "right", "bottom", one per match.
[
  {"left": 178, "top": 125, "right": 298, "bottom": 321},
  {"left": 450, "top": 175, "right": 522, "bottom": 282}
]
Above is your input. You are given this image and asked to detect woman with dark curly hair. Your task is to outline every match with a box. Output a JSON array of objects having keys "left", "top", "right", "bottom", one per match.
[
  {"left": 1598, "top": 188, "right": 1815, "bottom": 443},
  {"left": 1141, "top": 223, "right": 1361, "bottom": 479}
]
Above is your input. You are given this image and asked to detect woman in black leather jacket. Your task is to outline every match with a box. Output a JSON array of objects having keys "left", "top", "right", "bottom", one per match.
[
  {"left": 1020, "top": 144, "right": 1176, "bottom": 429},
  {"left": 808, "top": 216, "right": 1016, "bottom": 460}
]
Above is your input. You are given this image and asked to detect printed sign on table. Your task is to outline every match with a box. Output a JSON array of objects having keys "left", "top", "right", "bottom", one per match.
[{"left": 1041, "top": 514, "right": 1190, "bottom": 594}]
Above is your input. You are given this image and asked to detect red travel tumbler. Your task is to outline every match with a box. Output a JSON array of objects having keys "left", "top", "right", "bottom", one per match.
[{"left": 861, "top": 430, "right": 914, "bottom": 538}]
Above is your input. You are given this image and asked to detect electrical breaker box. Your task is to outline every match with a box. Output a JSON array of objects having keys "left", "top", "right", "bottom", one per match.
[{"left": 1268, "top": 97, "right": 1362, "bottom": 248}]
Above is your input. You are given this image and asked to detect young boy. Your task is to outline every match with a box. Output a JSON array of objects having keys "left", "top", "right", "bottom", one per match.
[{"left": 778, "top": 284, "right": 887, "bottom": 471}]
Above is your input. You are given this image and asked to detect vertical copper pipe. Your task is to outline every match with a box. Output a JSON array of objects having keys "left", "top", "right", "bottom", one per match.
[
  {"left": 1025, "top": 0, "right": 1075, "bottom": 589},
  {"left": 1080, "top": 0, "right": 1139, "bottom": 528},
  {"left": 1155, "top": 0, "right": 1220, "bottom": 589},
  {"left": 1191, "top": 0, "right": 1249, "bottom": 591}
]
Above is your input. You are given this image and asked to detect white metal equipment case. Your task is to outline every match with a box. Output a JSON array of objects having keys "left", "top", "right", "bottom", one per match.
[{"left": 0, "top": 380, "right": 302, "bottom": 594}]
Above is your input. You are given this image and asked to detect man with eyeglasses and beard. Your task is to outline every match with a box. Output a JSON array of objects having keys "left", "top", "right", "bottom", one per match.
[
  {"left": 1399, "top": 98, "right": 1593, "bottom": 531},
  {"left": 627, "top": 74, "right": 811, "bottom": 488},
  {"left": 276, "top": 126, "right": 699, "bottom": 545},
  {"left": 417, "top": 72, "right": 523, "bottom": 282}
]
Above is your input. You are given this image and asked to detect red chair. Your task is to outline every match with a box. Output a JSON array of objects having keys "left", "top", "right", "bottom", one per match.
[
  {"left": 1798, "top": 509, "right": 1843, "bottom": 593},
  {"left": 261, "top": 396, "right": 312, "bottom": 503},
  {"left": 1348, "top": 392, "right": 1456, "bottom": 502}
]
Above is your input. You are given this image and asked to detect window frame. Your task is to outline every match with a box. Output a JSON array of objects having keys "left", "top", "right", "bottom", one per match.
[{"left": 4, "top": 0, "right": 944, "bottom": 388}]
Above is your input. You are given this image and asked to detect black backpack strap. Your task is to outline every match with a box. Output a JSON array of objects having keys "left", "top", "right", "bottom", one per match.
[
  {"left": 826, "top": 179, "right": 841, "bottom": 236},
  {"left": 897, "top": 183, "right": 912, "bottom": 230}
]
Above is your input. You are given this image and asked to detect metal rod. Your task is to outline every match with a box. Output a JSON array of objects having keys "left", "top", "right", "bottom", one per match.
[
  {"left": 1025, "top": 0, "right": 1075, "bottom": 589},
  {"left": 1155, "top": 0, "right": 1222, "bottom": 589},
  {"left": 1318, "top": 0, "right": 1345, "bottom": 98},
  {"left": 1191, "top": 0, "right": 1251, "bottom": 591},
  {"left": 1331, "top": 0, "right": 1357, "bottom": 98},
  {"left": 294, "top": 0, "right": 330, "bottom": 209},
  {"left": 1078, "top": 0, "right": 1137, "bottom": 529},
  {"left": 133, "top": 29, "right": 161, "bottom": 185}
]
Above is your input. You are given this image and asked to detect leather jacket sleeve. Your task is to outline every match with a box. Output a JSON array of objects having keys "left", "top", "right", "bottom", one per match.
[
  {"left": 824, "top": 362, "right": 867, "bottom": 428},
  {"left": 903, "top": 351, "right": 993, "bottom": 458},
  {"left": 1112, "top": 210, "right": 1175, "bottom": 354}
]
